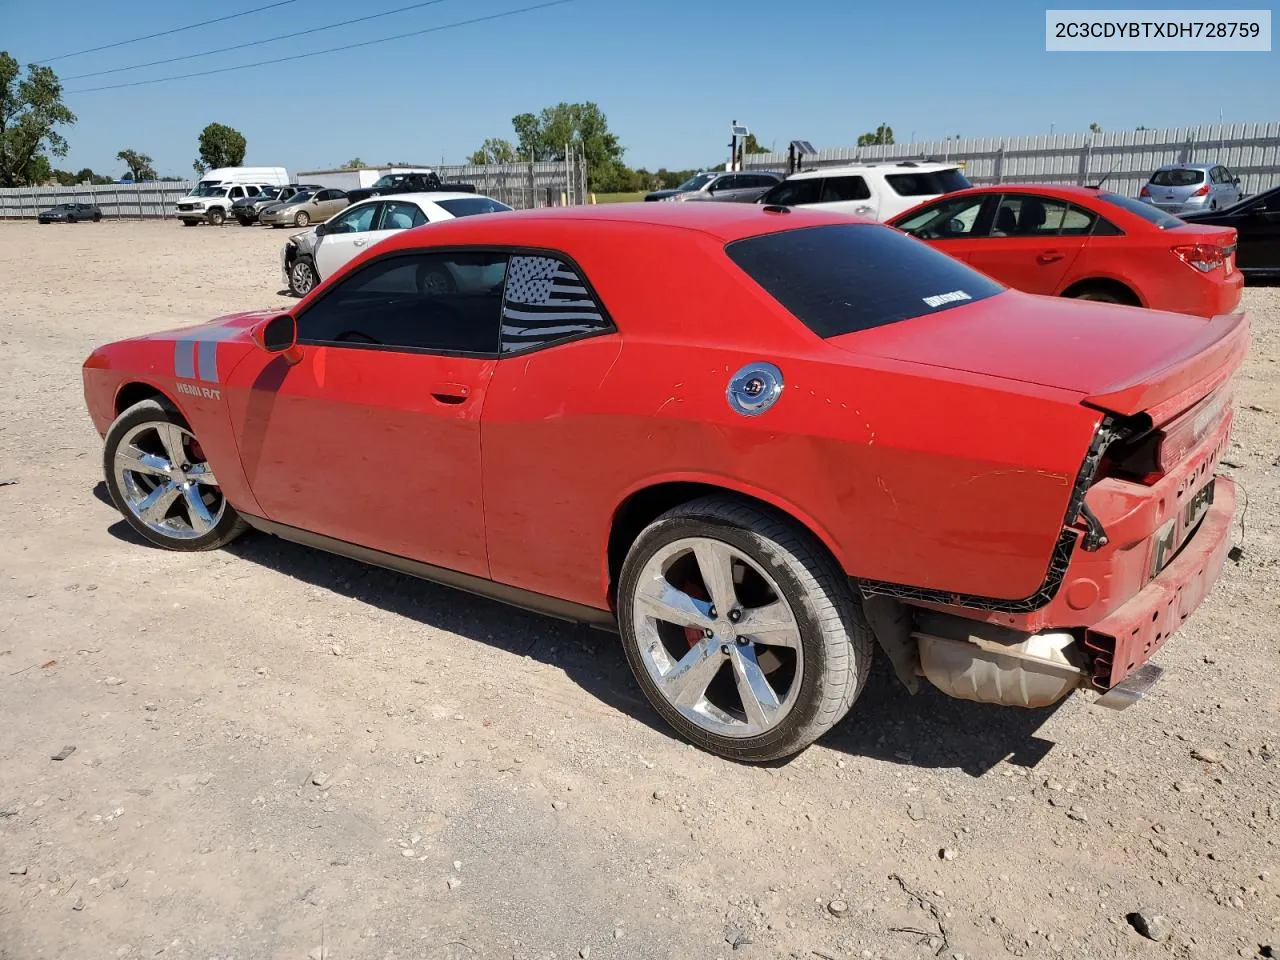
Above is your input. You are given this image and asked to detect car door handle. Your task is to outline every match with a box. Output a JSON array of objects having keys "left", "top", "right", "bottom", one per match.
[
  {"left": 1037, "top": 251, "right": 1064, "bottom": 264},
  {"left": 430, "top": 382, "right": 471, "bottom": 405},
  {"left": 353, "top": 239, "right": 367, "bottom": 247}
]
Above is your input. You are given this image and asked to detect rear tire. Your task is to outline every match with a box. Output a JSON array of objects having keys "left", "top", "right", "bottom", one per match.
[
  {"left": 103, "top": 398, "right": 248, "bottom": 552},
  {"left": 182, "top": 220, "right": 199, "bottom": 227},
  {"left": 617, "top": 496, "right": 872, "bottom": 762}
]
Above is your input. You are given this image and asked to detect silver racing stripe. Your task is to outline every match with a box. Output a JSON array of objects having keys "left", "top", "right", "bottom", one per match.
[{"left": 172, "top": 326, "right": 245, "bottom": 385}]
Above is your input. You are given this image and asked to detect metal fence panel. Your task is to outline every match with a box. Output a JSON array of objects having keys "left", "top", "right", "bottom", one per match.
[
  {"left": 0, "top": 182, "right": 194, "bottom": 220},
  {"left": 0, "top": 152, "right": 589, "bottom": 219},
  {"left": 743, "top": 122, "right": 1280, "bottom": 196}
]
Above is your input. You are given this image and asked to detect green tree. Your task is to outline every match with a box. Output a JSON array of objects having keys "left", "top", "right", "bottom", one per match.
[
  {"left": 506, "top": 102, "right": 625, "bottom": 188},
  {"left": 116, "top": 148, "right": 157, "bottom": 181},
  {"left": 342, "top": 157, "right": 365, "bottom": 169},
  {"left": 742, "top": 133, "right": 770, "bottom": 154},
  {"left": 1089, "top": 122, "right": 1103, "bottom": 134},
  {"left": 194, "top": 122, "right": 247, "bottom": 173},
  {"left": 0, "top": 52, "right": 76, "bottom": 187},
  {"left": 468, "top": 137, "right": 516, "bottom": 165},
  {"left": 857, "top": 123, "right": 894, "bottom": 147}
]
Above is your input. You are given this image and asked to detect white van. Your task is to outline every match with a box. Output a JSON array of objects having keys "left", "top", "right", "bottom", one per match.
[{"left": 195, "top": 166, "right": 289, "bottom": 190}]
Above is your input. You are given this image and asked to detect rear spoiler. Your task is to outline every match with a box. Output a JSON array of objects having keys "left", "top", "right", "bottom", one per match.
[{"left": 1084, "top": 311, "right": 1249, "bottom": 423}]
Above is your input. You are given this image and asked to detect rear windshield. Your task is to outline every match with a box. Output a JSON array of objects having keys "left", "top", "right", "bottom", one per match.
[
  {"left": 726, "top": 223, "right": 1004, "bottom": 338},
  {"left": 886, "top": 169, "right": 972, "bottom": 196},
  {"left": 1150, "top": 168, "right": 1204, "bottom": 187},
  {"left": 1096, "top": 192, "right": 1182, "bottom": 229},
  {"left": 435, "top": 197, "right": 512, "bottom": 217}
]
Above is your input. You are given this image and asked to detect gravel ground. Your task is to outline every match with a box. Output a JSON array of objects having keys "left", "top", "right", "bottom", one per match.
[{"left": 1, "top": 220, "right": 1278, "bottom": 960}]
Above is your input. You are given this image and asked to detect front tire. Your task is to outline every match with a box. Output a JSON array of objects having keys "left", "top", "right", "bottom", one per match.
[
  {"left": 206, "top": 207, "right": 226, "bottom": 226},
  {"left": 288, "top": 258, "right": 318, "bottom": 297},
  {"left": 617, "top": 496, "right": 872, "bottom": 762},
  {"left": 294, "top": 211, "right": 310, "bottom": 227},
  {"left": 103, "top": 399, "right": 247, "bottom": 552}
]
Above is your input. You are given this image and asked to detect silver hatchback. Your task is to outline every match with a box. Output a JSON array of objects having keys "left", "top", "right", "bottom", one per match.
[{"left": 1140, "top": 163, "right": 1241, "bottom": 214}]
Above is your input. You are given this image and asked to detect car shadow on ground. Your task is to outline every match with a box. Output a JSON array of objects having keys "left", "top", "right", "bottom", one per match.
[{"left": 94, "top": 482, "right": 1061, "bottom": 777}]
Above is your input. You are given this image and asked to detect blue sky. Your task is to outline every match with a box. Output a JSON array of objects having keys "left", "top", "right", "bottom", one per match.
[{"left": 5, "top": 0, "right": 1277, "bottom": 178}]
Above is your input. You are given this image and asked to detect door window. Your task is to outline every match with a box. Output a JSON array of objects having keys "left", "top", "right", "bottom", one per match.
[
  {"left": 762, "top": 178, "right": 821, "bottom": 206},
  {"left": 379, "top": 201, "right": 428, "bottom": 230},
  {"left": 327, "top": 203, "right": 379, "bottom": 234},
  {"left": 820, "top": 176, "right": 870, "bottom": 202},
  {"left": 991, "top": 195, "right": 1068, "bottom": 235},
  {"left": 1060, "top": 204, "right": 1097, "bottom": 235},
  {"left": 229, "top": 187, "right": 245, "bottom": 199},
  {"left": 895, "top": 195, "right": 989, "bottom": 238},
  {"left": 296, "top": 252, "right": 508, "bottom": 355},
  {"left": 500, "top": 255, "right": 612, "bottom": 355}
]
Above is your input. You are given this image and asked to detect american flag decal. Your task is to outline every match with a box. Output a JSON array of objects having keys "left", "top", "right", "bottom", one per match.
[{"left": 501, "top": 256, "right": 607, "bottom": 354}]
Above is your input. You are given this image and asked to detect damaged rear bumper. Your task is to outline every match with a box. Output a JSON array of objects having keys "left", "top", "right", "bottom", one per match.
[{"left": 1083, "top": 475, "right": 1235, "bottom": 690}]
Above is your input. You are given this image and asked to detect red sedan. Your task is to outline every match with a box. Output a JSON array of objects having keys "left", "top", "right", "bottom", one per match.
[
  {"left": 83, "top": 203, "right": 1244, "bottom": 761},
  {"left": 889, "top": 184, "right": 1242, "bottom": 318}
]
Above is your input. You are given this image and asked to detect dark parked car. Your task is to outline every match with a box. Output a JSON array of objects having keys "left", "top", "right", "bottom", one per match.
[
  {"left": 344, "top": 171, "right": 476, "bottom": 206},
  {"left": 1181, "top": 183, "right": 1280, "bottom": 278},
  {"left": 644, "top": 171, "right": 782, "bottom": 203},
  {"left": 233, "top": 184, "right": 320, "bottom": 225},
  {"left": 38, "top": 202, "right": 102, "bottom": 223}
]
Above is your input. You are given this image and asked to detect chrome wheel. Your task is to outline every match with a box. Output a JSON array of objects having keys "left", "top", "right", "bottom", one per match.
[
  {"left": 294, "top": 211, "right": 310, "bottom": 227},
  {"left": 113, "top": 421, "right": 225, "bottom": 540},
  {"left": 290, "top": 260, "right": 317, "bottom": 296},
  {"left": 631, "top": 536, "right": 804, "bottom": 739}
]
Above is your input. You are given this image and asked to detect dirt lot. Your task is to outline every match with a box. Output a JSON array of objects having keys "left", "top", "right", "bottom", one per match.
[{"left": 1, "top": 220, "right": 1278, "bottom": 960}]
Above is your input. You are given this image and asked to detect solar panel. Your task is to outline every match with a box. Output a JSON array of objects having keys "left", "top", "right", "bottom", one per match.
[
  {"left": 731, "top": 124, "right": 750, "bottom": 137},
  {"left": 791, "top": 140, "right": 817, "bottom": 155}
]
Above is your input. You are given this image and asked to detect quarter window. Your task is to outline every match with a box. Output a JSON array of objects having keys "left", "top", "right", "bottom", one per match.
[
  {"left": 296, "top": 252, "right": 509, "bottom": 355},
  {"left": 500, "top": 255, "right": 612, "bottom": 355}
]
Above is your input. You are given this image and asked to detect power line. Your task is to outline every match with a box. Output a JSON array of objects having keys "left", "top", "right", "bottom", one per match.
[
  {"left": 36, "top": 0, "right": 301, "bottom": 64},
  {"left": 68, "top": 0, "right": 574, "bottom": 93},
  {"left": 64, "top": 0, "right": 454, "bottom": 81}
]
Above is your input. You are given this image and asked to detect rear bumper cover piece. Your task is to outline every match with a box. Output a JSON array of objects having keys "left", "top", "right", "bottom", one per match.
[{"left": 1083, "top": 475, "right": 1235, "bottom": 690}]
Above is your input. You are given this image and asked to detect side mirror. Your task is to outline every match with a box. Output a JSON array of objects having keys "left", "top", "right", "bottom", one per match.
[
  {"left": 253, "top": 314, "right": 298, "bottom": 356},
  {"left": 314, "top": 222, "right": 327, "bottom": 237}
]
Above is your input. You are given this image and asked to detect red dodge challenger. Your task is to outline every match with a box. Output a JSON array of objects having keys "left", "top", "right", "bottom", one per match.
[
  {"left": 889, "top": 184, "right": 1242, "bottom": 319},
  {"left": 82, "top": 203, "right": 1246, "bottom": 761}
]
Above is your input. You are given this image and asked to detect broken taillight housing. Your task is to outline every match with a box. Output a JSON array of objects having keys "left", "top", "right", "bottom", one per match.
[
  {"left": 1191, "top": 183, "right": 1211, "bottom": 197},
  {"left": 1171, "top": 242, "right": 1226, "bottom": 273},
  {"left": 1100, "top": 388, "right": 1230, "bottom": 484},
  {"left": 1139, "top": 185, "right": 1151, "bottom": 197}
]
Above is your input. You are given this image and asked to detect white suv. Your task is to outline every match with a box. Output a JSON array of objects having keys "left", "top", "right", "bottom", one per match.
[
  {"left": 757, "top": 161, "right": 970, "bottom": 221},
  {"left": 175, "top": 183, "right": 271, "bottom": 226}
]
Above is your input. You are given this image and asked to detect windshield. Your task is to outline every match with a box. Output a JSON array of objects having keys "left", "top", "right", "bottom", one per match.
[
  {"left": 435, "top": 197, "right": 513, "bottom": 217},
  {"left": 1150, "top": 168, "right": 1204, "bottom": 187},
  {"left": 726, "top": 223, "right": 1004, "bottom": 338},
  {"left": 675, "top": 173, "right": 717, "bottom": 192},
  {"left": 1096, "top": 192, "right": 1183, "bottom": 229},
  {"left": 191, "top": 184, "right": 225, "bottom": 197},
  {"left": 285, "top": 191, "right": 314, "bottom": 205},
  {"left": 372, "top": 175, "right": 407, "bottom": 189}
]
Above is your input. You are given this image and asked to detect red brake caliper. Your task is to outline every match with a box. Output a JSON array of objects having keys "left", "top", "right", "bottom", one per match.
[{"left": 682, "top": 578, "right": 709, "bottom": 649}]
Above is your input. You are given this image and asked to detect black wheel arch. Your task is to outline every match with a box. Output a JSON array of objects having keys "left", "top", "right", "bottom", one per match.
[
  {"left": 1060, "top": 277, "right": 1143, "bottom": 306},
  {"left": 606, "top": 481, "right": 843, "bottom": 607}
]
